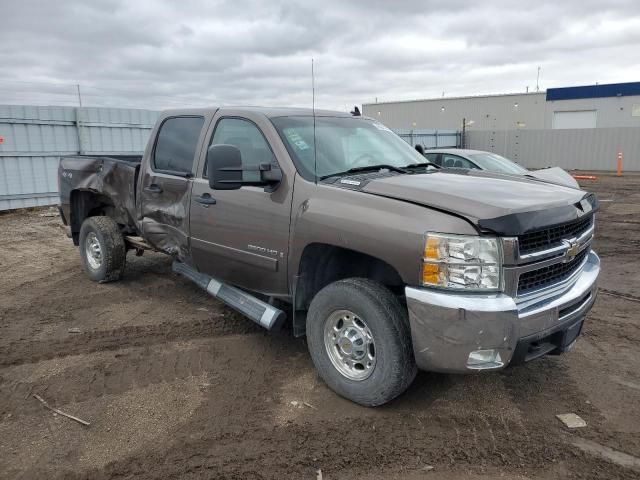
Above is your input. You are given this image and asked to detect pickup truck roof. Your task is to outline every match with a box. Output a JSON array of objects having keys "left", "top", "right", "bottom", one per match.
[{"left": 161, "top": 106, "right": 355, "bottom": 119}]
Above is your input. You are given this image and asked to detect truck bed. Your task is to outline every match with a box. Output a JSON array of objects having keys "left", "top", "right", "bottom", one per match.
[{"left": 58, "top": 155, "right": 143, "bottom": 235}]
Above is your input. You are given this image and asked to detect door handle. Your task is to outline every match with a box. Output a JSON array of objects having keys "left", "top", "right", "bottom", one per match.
[
  {"left": 195, "top": 193, "right": 217, "bottom": 205},
  {"left": 144, "top": 184, "right": 163, "bottom": 194}
]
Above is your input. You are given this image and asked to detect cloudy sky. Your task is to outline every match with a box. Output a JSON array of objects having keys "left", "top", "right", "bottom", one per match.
[{"left": 1, "top": 0, "right": 639, "bottom": 111}]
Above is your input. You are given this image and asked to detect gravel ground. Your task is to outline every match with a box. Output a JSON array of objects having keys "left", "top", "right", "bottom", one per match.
[{"left": 0, "top": 174, "right": 639, "bottom": 480}]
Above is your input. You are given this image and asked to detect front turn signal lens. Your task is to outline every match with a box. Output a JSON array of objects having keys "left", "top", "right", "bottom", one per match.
[
  {"left": 422, "top": 262, "right": 441, "bottom": 285},
  {"left": 424, "top": 236, "right": 440, "bottom": 260}
]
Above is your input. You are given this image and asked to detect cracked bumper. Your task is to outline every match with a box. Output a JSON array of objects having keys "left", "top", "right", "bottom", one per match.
[{"left": 405, "top": 251, "right": 600, "bottom": 373}]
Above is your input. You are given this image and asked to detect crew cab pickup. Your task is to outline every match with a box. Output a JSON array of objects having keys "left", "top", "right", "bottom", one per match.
[{"left": 58, "top": 107, "right": 600, "bottom": 406}]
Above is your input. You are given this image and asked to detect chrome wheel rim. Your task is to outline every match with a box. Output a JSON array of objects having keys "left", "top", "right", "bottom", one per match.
[
  {"left": 324, "top": 309, "right": 376, "bottom": 381},
  {"left": 85, "top": 232, "right": 102, "bottom": 270}
]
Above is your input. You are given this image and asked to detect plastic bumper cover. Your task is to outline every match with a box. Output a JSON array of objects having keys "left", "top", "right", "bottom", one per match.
[{"left": 405, "top": 251, "right": 600, "bottom": 373}]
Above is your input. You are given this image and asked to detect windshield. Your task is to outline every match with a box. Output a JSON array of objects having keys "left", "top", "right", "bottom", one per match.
[
  {"left": 271, "top": 116, "right": 426, "bottom": 180},
  {"left": 468, "top": 153, "right": 528, "bottom": 175}
]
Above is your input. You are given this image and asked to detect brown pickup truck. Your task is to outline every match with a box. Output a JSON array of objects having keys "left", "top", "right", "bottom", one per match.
[{"left": 58, "top": 107, "right": 600, "bottom": 406}]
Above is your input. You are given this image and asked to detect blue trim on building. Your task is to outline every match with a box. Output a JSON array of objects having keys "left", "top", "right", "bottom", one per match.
[{"left": 546, "top": 82, "right": 640, "bottom": 101}]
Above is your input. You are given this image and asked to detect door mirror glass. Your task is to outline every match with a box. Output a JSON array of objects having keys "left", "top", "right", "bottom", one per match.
[{"left": 207, "top": 144, "right": 243, "bottom": 190}]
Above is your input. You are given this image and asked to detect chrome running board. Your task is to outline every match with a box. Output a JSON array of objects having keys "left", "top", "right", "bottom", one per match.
[{"left": 172, "top": 261, "right": 286, "bottom": 330}]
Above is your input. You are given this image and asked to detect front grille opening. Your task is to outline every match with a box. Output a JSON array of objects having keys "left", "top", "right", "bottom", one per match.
[
  {"left": 558, "top": 291, "right": 592, "bottom": 318},
  {"left": 524, "top": 338, "right": 559, "bottom": 362},
  {"left": 518, "top": 248, "right": 589, "bottom": 294},
  {"left": 519, "top": 215, "right": 593, "bottom": 255}
]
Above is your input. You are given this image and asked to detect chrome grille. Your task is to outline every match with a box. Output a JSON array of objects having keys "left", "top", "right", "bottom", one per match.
[
  {"left": 518, "top": 215, "right": 593, "bottom": 255},
  {"left": 517, "top": 248, "right": 589, "bottom": 294}
]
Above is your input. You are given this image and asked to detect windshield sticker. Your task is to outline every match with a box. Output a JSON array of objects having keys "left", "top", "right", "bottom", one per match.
[
  {"left": 285, "top": 130, "right": 310, "bottom": 151},
  {"left": 340, "top": 179, "right": 361, "bottom": 186},
  {"left": 372, "top": 122, "right": 392, "bottom": 132}
]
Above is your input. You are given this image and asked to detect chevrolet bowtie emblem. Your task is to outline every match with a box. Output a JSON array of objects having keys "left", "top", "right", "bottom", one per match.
[{"left": 565, "top": 241, "right": 580, "bottom": 261}]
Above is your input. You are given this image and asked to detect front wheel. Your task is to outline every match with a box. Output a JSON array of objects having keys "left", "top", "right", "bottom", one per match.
[
  {"left": 78, "top": 216, "right": 126, "bottom": 282},
  {"left": 306, "top": 278, "right": 417, "bottom": 406}
]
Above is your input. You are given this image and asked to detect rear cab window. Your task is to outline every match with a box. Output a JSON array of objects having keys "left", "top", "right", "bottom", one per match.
[{"left": 154, "top": 116, "right": 205, "bottom": 175}]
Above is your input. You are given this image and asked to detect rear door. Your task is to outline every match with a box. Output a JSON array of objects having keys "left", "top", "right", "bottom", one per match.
[
  {"left": 189, "top": 111, "right": 293, "bottom": 296},
  {"left": 138, "top": 114, "right": 208, "bottom": 260}
]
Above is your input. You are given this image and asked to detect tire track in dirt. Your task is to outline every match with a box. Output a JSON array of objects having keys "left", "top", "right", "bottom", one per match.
[
  {"left": 585, "top": 315, "right": 640, "bottom": 344},
  {"left": 496, "top": 355, "right": 627, "bottom": 476},
  {"left": 1, "top": 276, "right": 215, "bottom": 322},
  {"left": 0, "top": 335, "right": 283, "bottom": 416},
  {"left": 0, "top": 264, "right": 81, "bottom": 298},
  {"left": 500, "top": 358, "right": 597, "bottom": 418},
  {"left": 0, "top": 315, "right": 262, "bottom": 367},
  {"left": 600, "top": 288, "right": 640, "bottom": 303},
  {"left": 0, "top": 377, "right": 209, "bottom": 479},
  {"left": 1, "top": 260, "right": 172, "bottom": 305},
  {"left": 61, "top": 411, "right": 610, "bottom": 480}
]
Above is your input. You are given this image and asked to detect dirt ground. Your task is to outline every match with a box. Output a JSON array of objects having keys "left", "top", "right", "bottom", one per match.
[{"left": 1, "top": 174, "right": 640, "bottom": 480}]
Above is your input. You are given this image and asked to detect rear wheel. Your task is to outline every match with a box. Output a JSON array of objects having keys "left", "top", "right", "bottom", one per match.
[
  {"left": 306, "top": 278, "right": 417, "bottom": 406},
  {"left": 79, "top": 216, "right": 126, "bottom": 282}
]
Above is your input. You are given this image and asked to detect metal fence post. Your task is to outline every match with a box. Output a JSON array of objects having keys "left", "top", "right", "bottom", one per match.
[{"left": 75, "top": 107, "right": 83, "bottom": 155}]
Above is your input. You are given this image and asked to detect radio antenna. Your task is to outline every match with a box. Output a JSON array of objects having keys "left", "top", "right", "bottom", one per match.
[{"left": 312, "top": 58, "right": 318, "bottom": 184}]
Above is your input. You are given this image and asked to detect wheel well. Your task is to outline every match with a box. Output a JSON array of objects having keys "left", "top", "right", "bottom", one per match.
[
  {"left": 70, "top": 190, "right": 115, "bottom": 245},
  {"left": 294, "top": 243, "right": 404, "bottom": 312}
]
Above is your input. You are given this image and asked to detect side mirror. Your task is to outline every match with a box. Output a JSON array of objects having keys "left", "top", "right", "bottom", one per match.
[
  {"left": 258, "top": 163, "right": 283, "bottom": 193},
  {"left": 207, "top": 144, "right": 242, "bottom": 190},
  {"left": 259, "top": 163, "right": 282, "bottom": 181}
]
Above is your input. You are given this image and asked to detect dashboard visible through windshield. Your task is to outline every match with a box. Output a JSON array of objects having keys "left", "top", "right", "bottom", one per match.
[{"left": 271, "top": 116, "right": 426, "bottom": 180}]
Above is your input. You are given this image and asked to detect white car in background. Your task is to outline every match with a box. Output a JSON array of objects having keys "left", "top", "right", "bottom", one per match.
[{"left": 420, "top": 148, "right": 580, "bottom": 188}]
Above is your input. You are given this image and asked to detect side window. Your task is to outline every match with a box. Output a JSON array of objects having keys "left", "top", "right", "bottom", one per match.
[
  {"left": 424, "top": 153, "right": 440, "bottom": 165},
  {"left": 442, "top": 154, "right": 475, "bottom": 169},
  {"left": 207, "top": 118, "right": 277, "bottom": 182},
  {"left": 154, "top": 116, "right": 204, "bottom": 174}
]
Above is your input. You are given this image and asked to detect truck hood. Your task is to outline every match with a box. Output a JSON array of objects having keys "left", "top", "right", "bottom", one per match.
[{"left": 360, "top": 170, "right": 596, "bottom": 235}]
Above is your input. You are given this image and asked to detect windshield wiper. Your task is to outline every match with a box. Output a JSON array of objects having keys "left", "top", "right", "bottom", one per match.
[{"left": 320, "top": 164, "right": 408, "bottom": 180}]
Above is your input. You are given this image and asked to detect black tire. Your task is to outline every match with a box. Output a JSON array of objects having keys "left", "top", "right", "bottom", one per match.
[
  {"left": 306, "top": 278, "right": 417, "bottom": 406},
  {"left": 78, "top": 216, "right": 126, "bottom": 283}
]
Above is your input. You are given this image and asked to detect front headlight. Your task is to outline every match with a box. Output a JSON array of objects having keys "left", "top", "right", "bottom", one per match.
[{"left": 422, "top": 233, "right": 502, "bottom": 291}]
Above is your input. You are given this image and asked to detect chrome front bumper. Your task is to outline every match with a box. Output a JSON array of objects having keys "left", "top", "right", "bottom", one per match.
[{"left": 405, "top": 250, "right": 600, "bottom": 373}]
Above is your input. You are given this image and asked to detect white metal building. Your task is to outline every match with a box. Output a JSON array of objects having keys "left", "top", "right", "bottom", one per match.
[
  {"left": 362, "top": 82, "right": 640, "bottom": 171},
  {"left": 363, "top": 82, "right": 640, "bottom": 131}
]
